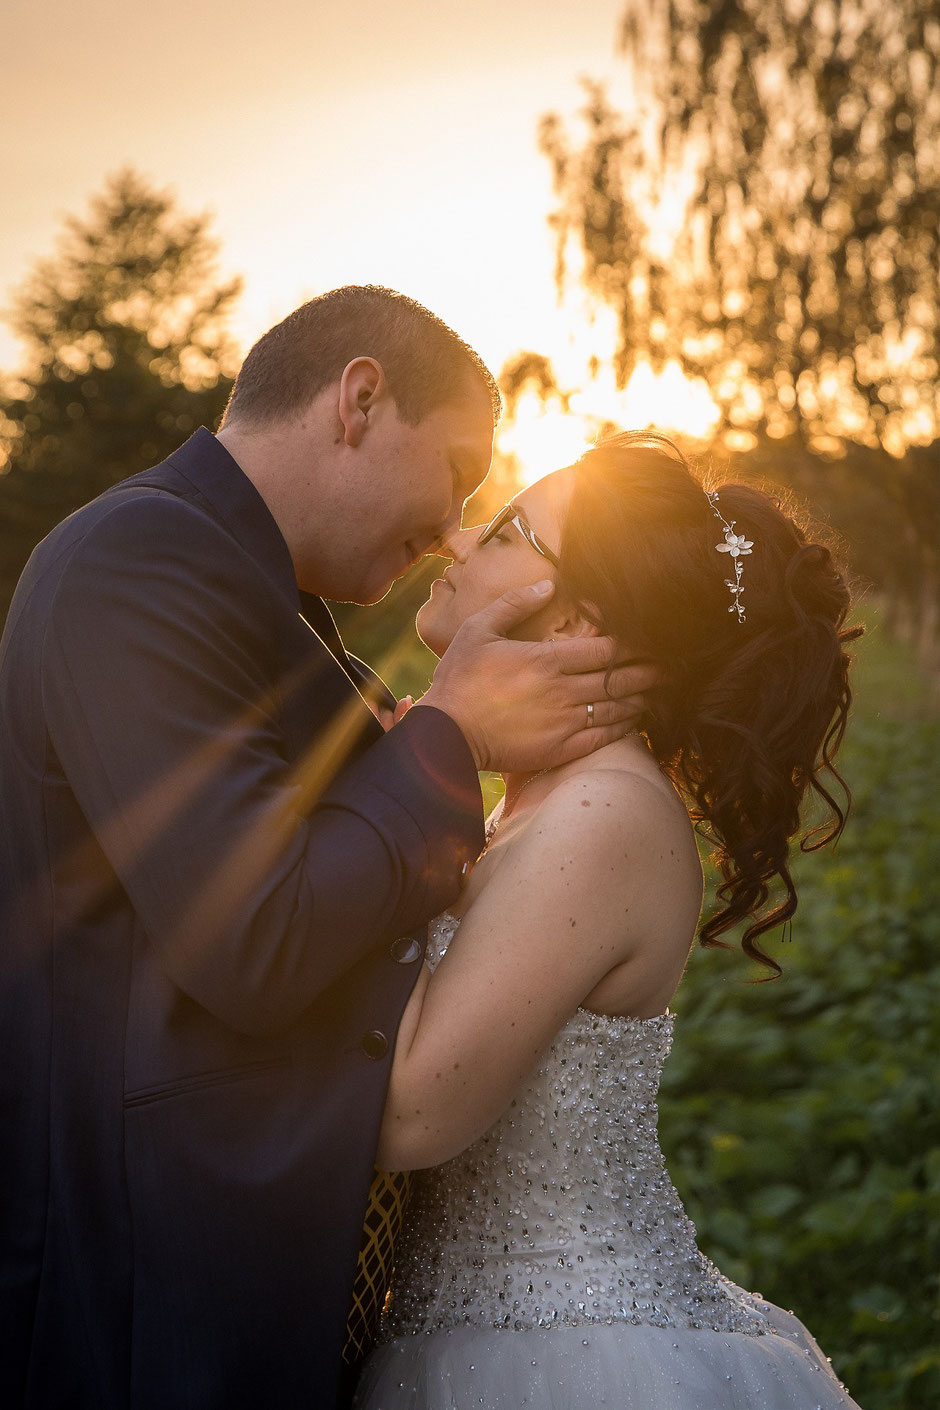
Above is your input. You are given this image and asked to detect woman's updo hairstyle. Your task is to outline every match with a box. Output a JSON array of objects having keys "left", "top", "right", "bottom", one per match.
[{"left": 560, "top": 431, "right": 862, "bottom": 977}]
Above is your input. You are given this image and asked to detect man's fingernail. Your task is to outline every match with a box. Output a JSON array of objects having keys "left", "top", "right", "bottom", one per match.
[{"left": 534, "top": 580, "right": 553, "bottom": 596}]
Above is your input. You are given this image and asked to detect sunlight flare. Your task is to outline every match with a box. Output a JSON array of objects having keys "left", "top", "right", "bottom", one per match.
[
  {"left": 496, "top": 360, "right": 722, "bottom": 487},
  {"left": 495, "top": 395, "right": 597, "bottom": 488}
]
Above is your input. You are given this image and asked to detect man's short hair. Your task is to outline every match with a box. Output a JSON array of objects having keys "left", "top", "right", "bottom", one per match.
[{"left": 221, "top": 285, "right": 501, "bottom": 428}]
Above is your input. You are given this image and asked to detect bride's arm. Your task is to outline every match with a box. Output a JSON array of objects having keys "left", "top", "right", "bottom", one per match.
[{"left": 376, "top": 768, "right": 696, "bottom": 1170}]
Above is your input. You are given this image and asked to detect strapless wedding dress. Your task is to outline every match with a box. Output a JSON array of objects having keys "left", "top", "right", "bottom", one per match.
[{"left": 354, "top": 914, "right": 862, "bottom": 1408}]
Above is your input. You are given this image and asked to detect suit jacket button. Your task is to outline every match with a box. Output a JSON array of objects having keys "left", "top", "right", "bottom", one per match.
[
  {"left": 390, "top": 934, "right": 423, "bottom": 965},
  {"left": 361, "top": 1030, "right": 389, "bottom": 1060}
]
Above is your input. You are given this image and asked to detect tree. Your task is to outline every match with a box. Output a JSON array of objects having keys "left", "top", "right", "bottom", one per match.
[
  {"left": 0, "top": 170, "right": 242, "bottom": 621},
  {"left": 535, "top": 0, "right": 939, "bottom": 647},
  {"left": 541, "top": 0, "right": 939, "bottom": 456}
]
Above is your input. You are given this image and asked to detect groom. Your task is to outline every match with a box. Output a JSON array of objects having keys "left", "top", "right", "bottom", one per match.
[{"left": 0, "top": 286, "right": 646, "bottom": 1409}]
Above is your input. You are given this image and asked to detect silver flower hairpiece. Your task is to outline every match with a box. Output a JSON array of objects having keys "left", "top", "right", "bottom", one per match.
[{"left": 705, "top": 489, "right": 753, "bottom": 623}]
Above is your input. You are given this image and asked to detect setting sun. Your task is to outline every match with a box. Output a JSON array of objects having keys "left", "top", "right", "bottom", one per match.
[
  {"left": 496, "top": 358, "right": 722, "bottom": 487},
  {"left": 495, "top": 395, "right": 595, "bottom": 486}
]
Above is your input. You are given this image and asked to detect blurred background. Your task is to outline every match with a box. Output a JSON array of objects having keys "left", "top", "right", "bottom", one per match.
[{"left": 2, "top": 1, "right": 938, "bottom": 1404}]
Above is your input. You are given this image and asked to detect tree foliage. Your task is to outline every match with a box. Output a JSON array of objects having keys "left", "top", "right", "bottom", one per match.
[
  {"left": 0, "top": 170, "right": 241, "bottom": 621},
  {"left": 540, "top": 0, "right": 940, "bottom": 458}
]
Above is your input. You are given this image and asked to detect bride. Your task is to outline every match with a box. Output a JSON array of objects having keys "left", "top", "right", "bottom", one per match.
[{"left": 353, "top": 432, "right": 864, "bottom": 1409}]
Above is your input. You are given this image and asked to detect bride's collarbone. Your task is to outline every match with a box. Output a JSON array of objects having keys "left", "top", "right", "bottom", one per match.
[
  {"left": 452, "top": 837, "right": 506, "bottom": 916},
  {"left": 456, "top": 803, "right": 540, "bottom": 910}
]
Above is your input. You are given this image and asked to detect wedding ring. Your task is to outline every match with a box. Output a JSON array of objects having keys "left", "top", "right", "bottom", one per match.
[{"left": 586, "top": 702, "right": 595, "bottom": 728}]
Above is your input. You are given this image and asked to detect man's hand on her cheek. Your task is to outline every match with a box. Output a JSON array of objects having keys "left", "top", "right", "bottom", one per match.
[{"left": 415, "top": 582, "right": 660, "bottom": 772}]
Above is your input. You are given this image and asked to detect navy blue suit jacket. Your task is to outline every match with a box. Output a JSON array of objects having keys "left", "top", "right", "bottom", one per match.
[{"left": 0, "top": 429, "right": 484, "bottom": 1408}]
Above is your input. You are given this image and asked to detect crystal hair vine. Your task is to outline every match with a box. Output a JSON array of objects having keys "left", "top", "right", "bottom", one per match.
[{"left": 705, "top": 489, "right": 753, "bottom": 623}]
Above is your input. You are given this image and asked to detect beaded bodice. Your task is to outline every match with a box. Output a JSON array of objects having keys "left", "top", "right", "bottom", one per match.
[{"left": 382, "top": 913, "right": 772, "bottom": 1341}]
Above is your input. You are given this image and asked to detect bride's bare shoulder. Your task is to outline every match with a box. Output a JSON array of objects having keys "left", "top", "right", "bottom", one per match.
[
  {"left": 534, "top": 750, "right": 692, "bottom": 843},
  {"left": 516, "top": 758, "right": 702, "bottom": 1009},
  {"left": 518, "top": 757, "right": 702, "bottom": 914}
]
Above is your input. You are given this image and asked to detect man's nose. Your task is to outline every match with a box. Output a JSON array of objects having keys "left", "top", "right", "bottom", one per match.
[{"left": 437, "top": 525, "right": 477, "bottom": 563}]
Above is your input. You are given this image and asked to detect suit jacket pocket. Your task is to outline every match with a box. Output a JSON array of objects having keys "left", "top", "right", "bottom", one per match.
[{"left": 123, "top": 1054, "right": 291, "bottom": 1107}]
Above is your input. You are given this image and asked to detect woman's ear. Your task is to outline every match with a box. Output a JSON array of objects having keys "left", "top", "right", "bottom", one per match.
[{"left": 547, "top": 601, "right": 601, "bottom": 641}]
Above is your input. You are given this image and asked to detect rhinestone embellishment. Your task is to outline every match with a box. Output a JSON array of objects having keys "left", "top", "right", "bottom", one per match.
[{"left": 380, "top": 914, "right": 772, "bottom": 1342}]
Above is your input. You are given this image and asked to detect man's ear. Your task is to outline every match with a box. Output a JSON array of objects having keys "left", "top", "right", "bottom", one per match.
[{"left": 338, "top": 358, "right": 388, "bottom": 447}]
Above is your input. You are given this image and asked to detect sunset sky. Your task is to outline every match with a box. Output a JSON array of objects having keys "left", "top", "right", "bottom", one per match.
[
  {"left": 4, "top": 0, "right": 737, "bottom": 480},
  {"left": 4, "top": 1, "right": 627, "bottom": 375}
]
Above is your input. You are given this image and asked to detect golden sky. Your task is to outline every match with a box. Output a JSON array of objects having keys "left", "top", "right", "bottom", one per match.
[{"left": 3, "top": 0, "right": 625, "bottom": 380}]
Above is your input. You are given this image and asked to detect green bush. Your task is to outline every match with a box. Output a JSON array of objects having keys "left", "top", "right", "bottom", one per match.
[{"left": 660, "top": 618, "right": 940, "bottom": 1409}]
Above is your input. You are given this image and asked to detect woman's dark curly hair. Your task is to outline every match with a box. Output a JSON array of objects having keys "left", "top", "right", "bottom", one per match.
[{"left": 560, "top": 431, "right": 862, "bottom": 977}]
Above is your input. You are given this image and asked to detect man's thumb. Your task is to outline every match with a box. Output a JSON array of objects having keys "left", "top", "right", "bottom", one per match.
[{"left": 474, "top": 579, "right": 555, "bottom": 637}]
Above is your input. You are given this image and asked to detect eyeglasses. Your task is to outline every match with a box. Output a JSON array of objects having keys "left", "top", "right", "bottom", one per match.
[{"left": 476, "top": 503, "right": 561, "bottom": 569}]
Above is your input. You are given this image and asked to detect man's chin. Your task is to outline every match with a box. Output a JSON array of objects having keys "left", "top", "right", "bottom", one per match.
[
  {"left": 360, "top": 582, "right": 396, "bottom": 606},
  {"left": 347, "top": 568, "right": 402, "bottom": 606}
]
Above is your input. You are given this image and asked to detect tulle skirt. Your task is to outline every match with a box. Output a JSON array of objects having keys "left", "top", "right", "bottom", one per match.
[{"left": 353, "top": 1300, "right": 862, "bottom": 1409}]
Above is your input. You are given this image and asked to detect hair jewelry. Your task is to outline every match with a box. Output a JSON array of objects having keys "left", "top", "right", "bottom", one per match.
[{"left": 705, "top": 490, "right": 753, "bottom": 623}]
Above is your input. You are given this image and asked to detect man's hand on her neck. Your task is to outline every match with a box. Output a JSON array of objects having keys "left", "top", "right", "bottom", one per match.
[{"left": 417, "top": 582, "right": 659, "bottom": 773}]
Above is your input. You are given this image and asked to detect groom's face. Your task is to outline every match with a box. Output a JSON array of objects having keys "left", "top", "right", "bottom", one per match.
[{"left": 326, "top": 379, "right": 495, "bottom": 604}]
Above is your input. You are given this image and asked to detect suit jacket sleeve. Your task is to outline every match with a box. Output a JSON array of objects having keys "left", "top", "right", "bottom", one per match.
[{"left": 40, "top": 493, "right": 483, "bottom": 1037}]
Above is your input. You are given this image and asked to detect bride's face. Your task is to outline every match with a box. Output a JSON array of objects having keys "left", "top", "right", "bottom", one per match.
[{"left": 417, "top": 467, "right": 578, "bottom": 655}]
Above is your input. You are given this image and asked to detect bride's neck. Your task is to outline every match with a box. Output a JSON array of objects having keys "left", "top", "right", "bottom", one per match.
[
  {"left": 499, "top": 767, "right": 552, "bottom": 819},
  {"left": 500, "top": 735, "right": 647, "bottom": 815}
]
